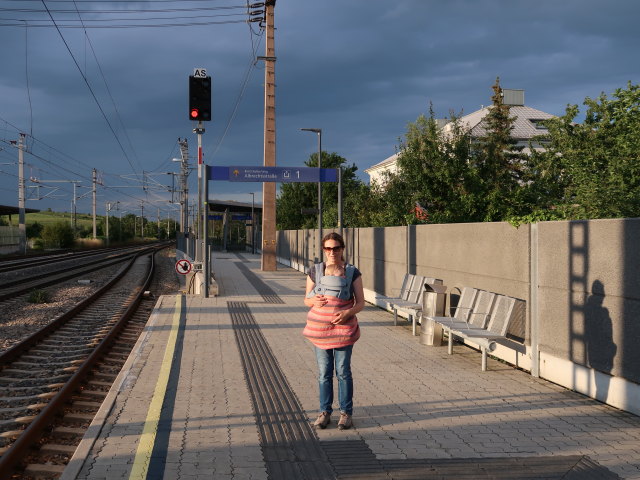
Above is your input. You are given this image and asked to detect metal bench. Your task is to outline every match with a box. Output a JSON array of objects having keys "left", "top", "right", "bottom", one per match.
[
  {"left": 427, "top": 289, "right": 524, "bottom": 371},
  {"left": 374, "top": 273, "right": 414, "bottom": 309},
  {"left": 391, "top": 277, "right": 442, "bottom": 336}
]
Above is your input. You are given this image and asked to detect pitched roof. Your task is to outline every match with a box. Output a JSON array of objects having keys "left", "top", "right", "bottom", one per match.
[
  {"left": 364, "top": 153, "right": 398, "bottom": 173},
  {"left": 454, "top": 105, "right": 555, "bottom": 139}
]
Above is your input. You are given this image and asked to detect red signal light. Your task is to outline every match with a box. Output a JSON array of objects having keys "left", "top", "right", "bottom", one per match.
[{"left": 190, "top": 108, "right": 200, "bottom": 119}]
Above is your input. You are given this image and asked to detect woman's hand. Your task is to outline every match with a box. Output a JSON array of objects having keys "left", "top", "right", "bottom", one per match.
[
  {"left": 331, "top": 310, "right": 352, "bottom": 325},
  {"left": 310, "top": 294, "right": 328, "bottom": 308}
]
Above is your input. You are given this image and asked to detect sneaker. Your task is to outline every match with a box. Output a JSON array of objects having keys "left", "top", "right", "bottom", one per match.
[
  {"left": 337, "top": 412, "right": 352, "bottom": 430},
  {"left": 313, "top": 411, "right": 331, "bottom": 429}
]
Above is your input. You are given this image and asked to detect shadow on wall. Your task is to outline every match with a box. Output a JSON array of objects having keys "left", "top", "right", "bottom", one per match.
[
  {"left": 584, "top": 279, "right": 617, "bottom": 401},
  {"left": 408, "top": 224, "right": 416, "bottom": 275},
  {"left": 373, "top": 227, "right": 386, "bottom": 295}
]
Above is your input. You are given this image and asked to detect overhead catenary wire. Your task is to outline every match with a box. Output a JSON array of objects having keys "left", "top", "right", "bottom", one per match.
[
  {"left": 71, "top": 0, "right": 142, "bottom": 173},
  {"left": 23, "top": 22, "right": 33, "bottom": 138},
  {"left": 0, "top": 2, "right": 250, "bottom": 28},
  {"left": 210, "top": 22, "right": 263, "bottom": 160},
  {"left": 40, "top": 0, "right": 142, "bottom": 181},
  {"left": 1, "top": 0, "right": 264, "bottom": 216}
]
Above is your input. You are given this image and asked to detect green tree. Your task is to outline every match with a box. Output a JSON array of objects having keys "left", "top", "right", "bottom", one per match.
[
  {"left": 26, "top": 221, "right": 44, "bottom": 239},
  {"left": 531, "top": 81, "right": 640, "bottom": 219},
  {"left": 276, "top": 152, "right": 366, "bottom": 230},
  {"left": 371, "top": 102, "right": 480, "bottom": 226},
  {"left": 41, "top": 222, "right": 75, "bottom": 248},
  {"left": 471, "top": 77, "right": 529, "bottom": 221}
]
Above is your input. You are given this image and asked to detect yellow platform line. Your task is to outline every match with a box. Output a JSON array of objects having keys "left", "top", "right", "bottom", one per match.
[{"left": 129, "top": 294, "right": 182, "bottom": 480}]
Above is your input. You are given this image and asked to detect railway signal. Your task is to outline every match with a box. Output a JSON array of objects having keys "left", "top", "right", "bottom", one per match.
[{"left": 188, "top": 72, "right": 211, "bottom": 122}]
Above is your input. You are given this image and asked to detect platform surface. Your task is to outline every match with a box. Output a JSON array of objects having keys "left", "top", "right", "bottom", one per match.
[{"left": 63, "top": 252, "right": 640, "bottom": 479}]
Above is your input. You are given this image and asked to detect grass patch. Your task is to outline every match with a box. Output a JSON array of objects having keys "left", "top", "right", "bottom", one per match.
[{"left": 28, "top": 289, "right": 50, "bottom": 304}]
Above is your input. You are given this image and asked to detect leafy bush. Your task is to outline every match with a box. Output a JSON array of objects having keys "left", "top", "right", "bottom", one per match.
[
  {"left": 41, "top": 222, "right": 75, "bottom": 248},
  {"left": 26, "top": 221, "right": 44, "bottom": 239}
]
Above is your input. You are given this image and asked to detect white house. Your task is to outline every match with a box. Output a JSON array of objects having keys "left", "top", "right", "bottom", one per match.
[{"left": 365, "top": 89, "right": 556, "bottom": 186}]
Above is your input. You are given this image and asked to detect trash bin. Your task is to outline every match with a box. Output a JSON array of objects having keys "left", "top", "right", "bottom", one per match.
[{"left": 420, "top": 283, "right": 447, "bottom": 346}]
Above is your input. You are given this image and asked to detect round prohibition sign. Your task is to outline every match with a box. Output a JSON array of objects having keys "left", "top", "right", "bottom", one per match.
[{"left": 175, "top": 259, "right": 192, "bottom": 275}]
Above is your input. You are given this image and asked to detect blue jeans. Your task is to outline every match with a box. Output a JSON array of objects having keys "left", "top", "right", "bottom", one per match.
[{"left": 314, "top": 345, "right": 354, "bottom": 415}]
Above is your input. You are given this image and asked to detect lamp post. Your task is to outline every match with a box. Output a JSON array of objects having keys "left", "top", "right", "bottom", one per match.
[
  {"left": 301, "top": 128, "right": 322, "bottom": 259},
  {"left": 250, "top": 192, "right": 255, "bottom": 255}
]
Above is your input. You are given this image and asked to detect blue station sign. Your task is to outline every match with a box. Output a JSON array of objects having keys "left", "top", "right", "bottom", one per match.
[{"left": 208, "top": 166, "right": 337, "bottom": 183}]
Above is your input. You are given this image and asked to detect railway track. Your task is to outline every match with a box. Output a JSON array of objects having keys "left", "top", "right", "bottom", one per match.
[
  {"left": 0, "top": 245, "right": 162, "bottom": 302},
  {"left": 0, "top": 246, "right": 178, "bottom": 479},
  {"left": 0, "top": 247, "right": 118, "bottom": 275}
]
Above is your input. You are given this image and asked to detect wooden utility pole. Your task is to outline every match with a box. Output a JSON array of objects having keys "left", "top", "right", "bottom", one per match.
[{"left": 261, "top": 0, "right": 277, "bottom": 271}]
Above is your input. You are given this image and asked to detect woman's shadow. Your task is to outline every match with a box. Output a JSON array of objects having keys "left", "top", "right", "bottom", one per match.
[{"left": 584, "top": 280, "right": 617, "bottom": 401}]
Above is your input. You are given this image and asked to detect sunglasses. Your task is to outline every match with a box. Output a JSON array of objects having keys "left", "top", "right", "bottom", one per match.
[{"left": 323, "top": 246, "right": 343, "bottom": 253}]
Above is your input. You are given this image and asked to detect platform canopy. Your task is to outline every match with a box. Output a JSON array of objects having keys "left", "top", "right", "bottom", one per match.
[
  {"left": 207, "top": 199, "right": 262, "bottom": 215},
  {"left": 0, "top": 204, "right": 40, "bottom": 216}
]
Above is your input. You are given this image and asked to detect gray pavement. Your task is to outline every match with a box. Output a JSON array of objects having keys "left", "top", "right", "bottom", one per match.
[{"left": 64, "top": 252, "right": 640, "bottom": 479}]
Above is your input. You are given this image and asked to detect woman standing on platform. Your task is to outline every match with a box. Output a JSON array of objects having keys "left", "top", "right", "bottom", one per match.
[{"left": 303, "top": 232, "right": 365, "bottom": 430}]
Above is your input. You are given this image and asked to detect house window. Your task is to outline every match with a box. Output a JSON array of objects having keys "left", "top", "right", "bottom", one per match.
[{"left": 530, "top": 119, "right": 548, "bottom": 130}]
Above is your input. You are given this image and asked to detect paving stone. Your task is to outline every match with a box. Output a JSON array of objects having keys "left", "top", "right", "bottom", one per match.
[{"left": 69, "top": 253, "right": 640, "bottom": 480}]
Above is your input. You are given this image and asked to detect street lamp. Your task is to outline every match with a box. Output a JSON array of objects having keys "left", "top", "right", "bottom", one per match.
[
  {"left": 301, "top": 127, "right": 322, "bottom": 260},
  {"left": 250, "top": 192, "right": 255, "bottom": 254}
]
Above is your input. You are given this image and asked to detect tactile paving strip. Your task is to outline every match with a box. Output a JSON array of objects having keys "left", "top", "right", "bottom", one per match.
[
  {"left": 228, "top": 301, "right": 335, "bottom": 480},
  {"left": 234, "top": 261, "right": 285, "bottom": 303},
  {"left": 228, "top": 263, "right": 620, "bottom": 480}
]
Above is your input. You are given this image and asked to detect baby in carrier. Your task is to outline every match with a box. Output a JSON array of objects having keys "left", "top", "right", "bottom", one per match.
[{"left": 306, "top": 262, "right": 356, "bottom": 300}]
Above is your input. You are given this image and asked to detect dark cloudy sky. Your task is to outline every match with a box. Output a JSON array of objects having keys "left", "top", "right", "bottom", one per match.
[{"left": 1, "top": 0, "right": 638, "bottom": 219}]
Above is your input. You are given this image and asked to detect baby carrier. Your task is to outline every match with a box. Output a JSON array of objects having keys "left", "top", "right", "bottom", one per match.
[{"left": 306, "top": 262, "right": 356, "bottom": 301}]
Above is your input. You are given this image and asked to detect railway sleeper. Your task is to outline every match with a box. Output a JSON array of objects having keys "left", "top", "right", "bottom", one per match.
[
  {"left": 0, "top": 417, "right": 30, "bottom": 432},
  {"left": 102, "top": 352, "right": 129, "bottom": 362},
  {"left": 29, "top": 346, "right": 93, "bottom": 355},
  {"left": 39, "top": 443, "right": 78, "bottom": 455},
  {"left": 12, "top": 359, "right": 86, "bottom": 369},
  {"left": 0, "top": 428, "right": 24, "bottom": 441},
  {"left": 89, "top": 370, "right": 117, "bottom": 381},
  {"left": 24, "top": 463, "right": 67, "bottom": 477},
  {"left": 72, "top": 390, "right": 106, "bottom": 401},
  {"left": 0, "top": 367, "right": 76, "bottom": 377},
  {"left": 0, "top": 385, "right": 52, "bottom": 395},
  {"left": 0, "top": 406, "right": 36, "bottom": 418},
  {"left": 72, "top": 400, "right": 102, "bottom": 409},
  {"left": 0, "top": 373, "right": 70, "bottom": 385},
  {"left": 19, "top": 353, "right": 88, "bottom": 362},
  {"left": 86, "top": 380, "right": 114, "bottom": 389},
  {"left": 53, "top": 426, "right": 86, "bottom": 437},
  {"left": 63, "top": 412, "right": 96, "bottom": 424},
  {"left": 110, "top": 345, "right": 134, "bottom": 354},
  {"left": 44, "top": 334, "right": 103, "bottom": 343}
]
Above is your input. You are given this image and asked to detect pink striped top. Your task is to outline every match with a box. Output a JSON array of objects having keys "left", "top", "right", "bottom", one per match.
[{"left": 303, "top": 294, "right": 360, "bottom": 350}]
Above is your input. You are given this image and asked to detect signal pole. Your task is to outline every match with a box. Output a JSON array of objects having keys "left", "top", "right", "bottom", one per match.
[
  {"left": 260, "top": 0, "right": 277, "bottom": 271},
  {"left": 195, "top": 120, "right": 204, "bottom": 261},
  {"left": 178, "top": 138, "right": 189, "bottom": 233}
]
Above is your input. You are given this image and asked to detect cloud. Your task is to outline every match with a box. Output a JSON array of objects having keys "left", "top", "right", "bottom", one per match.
[{"left": 1, "top": 0, "right": 639, "bottom": 214}]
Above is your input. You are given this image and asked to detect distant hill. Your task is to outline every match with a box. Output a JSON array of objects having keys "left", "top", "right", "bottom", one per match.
[{"left": 6, "top": 210, "right": 97, "bottom": 229}]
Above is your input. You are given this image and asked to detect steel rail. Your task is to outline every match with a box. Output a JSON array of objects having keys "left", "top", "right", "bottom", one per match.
[
  {"left": 0, "top": 250, "right": 143, "bottom": 366},
  {"left": 0, "top": 248, "right": 155, "bottom": 301},
  {"left": 0, "top": 246, "right": 124, "bottom": 274},
  {"left": 0, "top": 250, "right": 157, "bottom": 479}
]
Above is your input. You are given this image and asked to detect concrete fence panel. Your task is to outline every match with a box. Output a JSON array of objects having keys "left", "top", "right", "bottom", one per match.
[{"left": 278, "top": 218, "right": 640, "bottom": 414}]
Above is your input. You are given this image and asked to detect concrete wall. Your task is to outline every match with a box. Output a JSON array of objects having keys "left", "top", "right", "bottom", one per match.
[
  {"left": 0, "top": 226, "right": 20, "bottom": 255},
  {"left": 277, "top": 218, "right": 640, "bottom": 415},
  {"left": 536, "top": 219, "right": 640, "bottom": 384}
]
